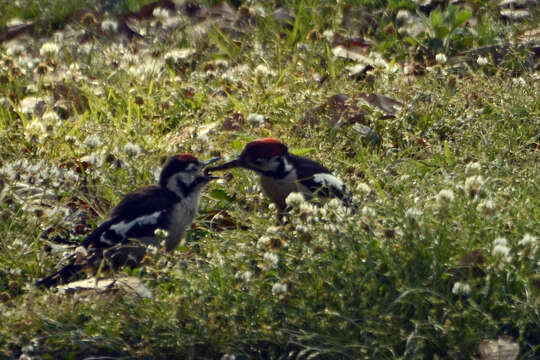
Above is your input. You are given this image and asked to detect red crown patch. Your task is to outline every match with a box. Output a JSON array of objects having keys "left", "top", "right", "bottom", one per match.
[
  {"left": 176, "top": 153, "right": 198, "bottom": 162},
  {"left": 243, "top": 138, "right": 288, "bottom": 158}
]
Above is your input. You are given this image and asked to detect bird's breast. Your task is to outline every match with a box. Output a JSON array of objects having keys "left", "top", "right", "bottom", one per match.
[
  {"left": 166, "top": 193, "right": 200, "bottom": 251},
  {"left": 259, "top": 171, "right": 309, "bottom": 211}
]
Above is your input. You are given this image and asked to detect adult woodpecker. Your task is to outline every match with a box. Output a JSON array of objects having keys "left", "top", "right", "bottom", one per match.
[
  {"left": 205, "top": 138, "right": 353, "bottom": 214},
  {"left": 36, "top": 154, "right": 220, "bottom": 287}
]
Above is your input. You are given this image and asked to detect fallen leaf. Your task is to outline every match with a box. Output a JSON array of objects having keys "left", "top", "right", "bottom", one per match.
[
  {"left": 222, "top": 113, "right": 245, "bottom": 131},
  {"left": 56, "top": 277, "right": 153, "bottom": 299},
  {"left": 272, "top": 7, "right": 295, "bottom": 26},
  {"left": 500, "top": 8, "right": 530, "bottom": 21},
  {"left": 198, "top": 209, "right": 248, "bottom": 230},
  {"left": 358, "top": 93, "right": 403, "bottom": 116},
  {"left": 479, "top": 337, "right": 519, "bottom": 360},
  {"left": 0, "top": 21, "right": 35, "bottom": 42},
  {"left": 341, "top": 5, "right": 378, "bottom": 34}
]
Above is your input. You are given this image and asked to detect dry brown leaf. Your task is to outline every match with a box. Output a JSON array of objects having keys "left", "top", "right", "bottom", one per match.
[
  {"left": 57, "top": 277, "right": 153, "bottom": 299},
  {"left": 222, "top": 113, "right": 245, "bottom": 131},
  {"left": 358, "top": 93, "right": 403, "bottom": 116}
]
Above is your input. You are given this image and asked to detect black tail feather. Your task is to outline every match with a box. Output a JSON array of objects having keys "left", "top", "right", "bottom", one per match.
[{"left": 35, "top": 261, "right": 83, "bottom": 288}]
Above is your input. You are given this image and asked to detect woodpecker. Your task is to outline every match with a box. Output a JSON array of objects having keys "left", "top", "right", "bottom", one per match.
[
  {"left": 36, "top": 154, "right": 220, "bottom": 287},
  {"left": 205, "top": 138, "right": 353, "bottom": 214}
]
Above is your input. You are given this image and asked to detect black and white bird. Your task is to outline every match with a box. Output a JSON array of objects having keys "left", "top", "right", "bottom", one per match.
[
  {"left": 205, "top": 138, "right": 353, "bottom": 215},
  {"left": 36, "top": 154, "right": 220, "bottom": 287}
]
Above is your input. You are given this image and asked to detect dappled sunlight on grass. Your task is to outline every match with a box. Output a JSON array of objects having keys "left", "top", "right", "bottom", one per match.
[{"left": 0, "top": 0, "right": 539, "bottom": 358}]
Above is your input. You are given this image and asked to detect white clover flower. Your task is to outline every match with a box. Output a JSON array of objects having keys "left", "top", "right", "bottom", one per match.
[
  {"left": 246, "top": 113, "right": 265, "bottom": 127},
  {"left": 266, "top": 226, "right": 281, "bottom": 234},
  {"left": 65, "top": 135, "right": 77, "bottom": 145},
  {"left": 6, "top": 40, "right": 25, "bottom": 56},
  {"left": 152, "top": 7, "right": 170, "bottom": 19},
  {"left": 26, "top": 120, "right": 46, "bottom": 135},
  {"left": 396, "top": 9, "right": 411, "bottom": 22},
  {"left": 323, "top": 223, "right": 337, "bottom": 232},
  {"left": 322, "top": 29, "right": 334, "bottom": 41},
  {"left": 235, "top": 270, "right": 253, "bottom": 282},
  {"left": 518, "top": 234, "right": 536, "bottom": 247},
  {"left": 512, "top": 77, "right": 526, "bottom": 87},
  {"left": 214, "top": 59, "right": 229, "bottom": 68},
  {"left": 477, "top": 199, "right": 496, "bottom": 216},
  {"left": 299, "top": 202, "right": 317, "bottom": 216},
  {"left": 81, "top": 153, "right": 104, "bottom": 167},
  {"left": 296, "top": 42, "right": 310, "bottom": 51},
  {"left": 9, "top": 268, "right": 22, "bottom": 276},
  {"left": 257, "top": 236, "right": 271, "bottom": 248},
  {"left": 476, "top": 56, "right": 488, "bottom": 66},
  {"left": 356, "top": 182, "right": 371, "bottom": 195},
  {"left": 74, "top": 246, "right": 88, "bottom": 258},
  {"left": 464, "top": 175, "right": 485, "bottom": 197},
  {"left": 435, "top": 53, "right": 447, "bottom": 64},
  {"left": 492, "top": 237, "right": 510, "bottom": 259},
  {"left": 164, "top": 48, "right": 196, "bottom": 63},
  {"left": 492, "top": 244, "right": 510, "bottom": 258},
  {"left": 494, "top": 237, "right": 508, "bottom": 247},
  {"left": 452, "top": 281, "right": 471, "bottom": 296},
  {"left": 295, "top": 224, "right": 309, "bottom": 233},
  {"left": 84, "top": 134, "right": 102, "bottom": 148},
  {"left": 42, "top": 111, "right": 60, "bottom": 123},
  {"left": 285, "top": 192, "right": 305, "bottom": 207},
  {"left": 405, "top": 207, "right": 423, "bottom": 218},
  {"left": 263, "top": 252, "right": 279, "bottom": 269},
  {"left": 154, "top": 228, "right": 169, "bottom": 240},
  {"left": 45, "top": 206, "right": 70, "bottom": 220},
  {"left": 26, "top": 83, "right": 38, "bottom": 93},
  {"left": 64, "top": 169, "right": 79, "bottom": 183},
  {"left": 147, "top": 245, "right": 159, "bottom": 256},
  {"left": 326, "top": 198, "right": 342, "bottom": 209},
  {"left": 254, "top": 64, "right": 275, "bottom": 77},
  {"left": 271, "top": 282, "right": 288, "bottom": 296},
  {"left": 101, "top": 19, "right": 118, "bottom": 32},
  {"left": 436, "top": 189, "right": 455, "bottom": 206},
  {"left": 39, "top": 42, "right": 60, "bottom": 57},
  {"left": 465, "top": 162, "right": 482, "bottom": 174},
  {"left": 361, "top": 206, "right": 376, "bottom": 218},
  {"left": 20, "top": 96, "right": 45, "bottom": 116},
  {"left": 123, "top": 142, "right": 142, "bottom": 157}
]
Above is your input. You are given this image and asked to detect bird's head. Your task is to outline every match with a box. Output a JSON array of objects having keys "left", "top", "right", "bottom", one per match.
[
  {"left": 205, "top": 138, "right": 289, "bottom": 176},
  {"left": 160, "top": 154, "right": 220, "bottom": 197}
]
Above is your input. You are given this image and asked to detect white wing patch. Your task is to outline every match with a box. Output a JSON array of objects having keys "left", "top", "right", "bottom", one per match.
[
  {"left": 313, "top": 173, "right": 344, "bottom": 191},
  {"left": 110, "top": 210, "right": 163, "bottom": 237},
  {"left": 99, "top": 235, "right": 116, "bottom": 246}
]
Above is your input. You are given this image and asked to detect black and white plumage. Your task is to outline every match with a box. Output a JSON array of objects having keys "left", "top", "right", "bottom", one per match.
[
  {"left": 205, "top": 138, "right": 352, "bottom": 213},
  {"left": 36, "top": 154, "right": 219, "bottom": 287}
]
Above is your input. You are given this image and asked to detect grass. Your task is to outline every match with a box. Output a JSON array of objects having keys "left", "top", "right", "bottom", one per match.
[{"left": 1, "top": 0, "right": 539, "bottom": 358}]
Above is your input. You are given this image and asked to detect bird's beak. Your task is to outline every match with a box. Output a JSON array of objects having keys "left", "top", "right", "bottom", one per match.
[
  {"left": 203, "top": 157, "right": 243, "bottom": 175},
  {"left": 203, "top": 157, "right": 221, "bottom": 166},
  {"left": 202, "top": 157, "right": 222, "bottom": 180}
]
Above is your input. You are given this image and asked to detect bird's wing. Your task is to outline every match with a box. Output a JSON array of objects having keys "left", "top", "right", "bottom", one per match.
[
  {"left": 82, "top": 186, "right": 179, "bottom": 249},
  {"left": 290, "top": 154, "right": 348, "bottom": 200}
]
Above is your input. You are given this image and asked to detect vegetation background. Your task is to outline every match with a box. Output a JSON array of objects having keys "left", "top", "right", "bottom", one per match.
[{"left": 0, "top": 0, "right": 538, "bottom": 358}]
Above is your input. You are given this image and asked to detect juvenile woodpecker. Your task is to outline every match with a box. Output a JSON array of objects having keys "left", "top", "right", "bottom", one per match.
[
  {"left": 36, "top": 154, "right": 219, "bottom": 287},
  {"left": 205, "top": 138, "right": 353, "bottom": 214}
]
